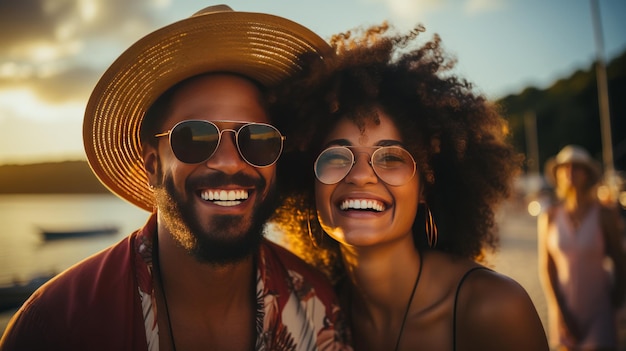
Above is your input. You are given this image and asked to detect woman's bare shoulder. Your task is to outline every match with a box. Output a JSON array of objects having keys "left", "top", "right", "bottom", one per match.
[
  {"left": 454, "top": 268, "right": 549, "bottom": 351},
  {"left": 462, "top": 268, "right": 534, "bottom": 309}
]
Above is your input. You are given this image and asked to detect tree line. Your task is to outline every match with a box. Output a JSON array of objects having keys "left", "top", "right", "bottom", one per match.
[{"left": 498, "top": 49, "right": 626, "bottom": 175}]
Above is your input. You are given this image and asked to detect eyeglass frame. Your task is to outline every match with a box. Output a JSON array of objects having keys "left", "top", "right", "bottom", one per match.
[
  {"left": 314, "top": 145, "right": 417, "bottom": 186},
  {"left": 154, "top": 119, "right": 286, "bottom": 168}
]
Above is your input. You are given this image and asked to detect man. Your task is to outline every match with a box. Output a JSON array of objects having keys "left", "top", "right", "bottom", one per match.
[{"left": 0, "top": 5, "right": 350, "bottom": 351}]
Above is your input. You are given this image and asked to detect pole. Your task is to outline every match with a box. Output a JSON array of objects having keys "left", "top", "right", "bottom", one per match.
[
  {"left": 524, "top": 110, "right": 541, "bottom": 195},
  {"left": 589, "top": 0, "right": 617, "bottom": 199}
]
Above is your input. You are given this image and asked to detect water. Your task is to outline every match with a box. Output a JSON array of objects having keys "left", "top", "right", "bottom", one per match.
[{"left": 0, "top": 194, "right": 148, "bottom": 334}]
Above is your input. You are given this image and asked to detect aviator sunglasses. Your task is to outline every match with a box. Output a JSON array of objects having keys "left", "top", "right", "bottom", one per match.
[
  {"left": 155, "top": 120, "right": 285, "bottom": 167},
  {"left": 314, "top": 145, "right": 417, "bottom": 186}
]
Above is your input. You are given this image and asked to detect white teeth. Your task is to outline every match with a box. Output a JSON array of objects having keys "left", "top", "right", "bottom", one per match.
[
  {"left": 340, "top": 199, "right": 385, "bottom": 212},
  {"left": 213, "top": 201, "right": 241, "bottom": 207},
  {"left": 200, "top": 190, "right": 249, "bottom": 204}
]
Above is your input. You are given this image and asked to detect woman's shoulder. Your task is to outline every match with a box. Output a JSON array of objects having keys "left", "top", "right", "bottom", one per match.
[
  {"left": 458, "top": 269, "right": 537, "bottom": 326},
  {"left": 425, "top": 253, "right": 536, "bottom": 323},
  {"left": 421, "top": 252, "right": 492, "bottom": 297},
  {"left": 450, "top": 263, "right": 549, "bottom": 350},
  {"left": 457, "top": 267, "right": 531, "bottom": 304},
  {"left": 420, "top": 252, "right": 538, "bottom": 310}
]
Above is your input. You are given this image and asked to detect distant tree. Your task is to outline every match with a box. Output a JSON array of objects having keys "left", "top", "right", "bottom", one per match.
[
  {"left": 0, "top": 161, "right": 109, "bottom": 194},
  {"left": 497, "top": 49, "right": 626, "bottom": 173}
]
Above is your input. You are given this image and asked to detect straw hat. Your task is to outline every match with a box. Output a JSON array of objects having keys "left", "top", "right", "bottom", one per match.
[
  {"left": 83, "top": 4, "right": 332, "bottom": 212},
  {"left": 544, "top": 145, "right": 602, "bottom": 186}
]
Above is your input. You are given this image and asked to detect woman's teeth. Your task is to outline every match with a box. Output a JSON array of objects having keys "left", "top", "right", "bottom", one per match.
[{"left": 340, "top": 199, "right": 385, "bottom": 212}]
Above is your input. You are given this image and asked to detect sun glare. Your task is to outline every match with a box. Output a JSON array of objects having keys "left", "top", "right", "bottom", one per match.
[
  {"left": 79, "top": 0, "right": 98, "bottom": 22},
  {"left": 30, "top": 45, "right": 60, "bottom": 63},
  {"left": 0, "top": 89, "right": 86, "bottom": 164},
  {"left": 0, "top": 89, "right": 84, "bottom": 122}
]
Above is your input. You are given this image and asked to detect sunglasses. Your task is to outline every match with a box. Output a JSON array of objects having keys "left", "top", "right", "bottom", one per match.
[
  {"left": 314, "top": 145, "right": 416, "bottom": 186},
  {"left": 154, "top": 120, "right": 285, "bottom": 167}
]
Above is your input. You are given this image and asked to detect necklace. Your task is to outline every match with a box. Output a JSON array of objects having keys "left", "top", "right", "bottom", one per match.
[
  {"left": 152, "top": 235, "right": 178, "bottom": 351},
  {"left": 393, "top": 252, "right": 423, "bottom": 351}
]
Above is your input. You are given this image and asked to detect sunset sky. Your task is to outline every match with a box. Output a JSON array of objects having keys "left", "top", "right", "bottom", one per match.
[{"left": 1, "top": 0, "right": 625, "bottom": 165}]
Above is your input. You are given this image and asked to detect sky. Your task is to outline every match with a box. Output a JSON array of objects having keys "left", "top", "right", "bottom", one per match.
[{"left": 0, "top": 0, "right": 624, "bottom": 165}]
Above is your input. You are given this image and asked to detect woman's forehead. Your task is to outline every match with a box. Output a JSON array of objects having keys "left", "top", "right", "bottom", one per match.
[{"left": 325, "top": 113, "right": 402, "bottom": 145}]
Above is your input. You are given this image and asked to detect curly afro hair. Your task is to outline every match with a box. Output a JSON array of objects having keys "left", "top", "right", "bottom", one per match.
[{"left": 269, "top": 23, "right": 522, "bottom": 283}]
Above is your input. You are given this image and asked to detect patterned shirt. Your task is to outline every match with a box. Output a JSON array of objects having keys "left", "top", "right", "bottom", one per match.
[{"left": 0, "top": 214, "right": 352, "bottom": 351}]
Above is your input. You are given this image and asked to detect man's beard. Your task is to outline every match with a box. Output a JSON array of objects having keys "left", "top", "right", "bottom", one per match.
[{"left": 153, "top": 169, "right": 278, "bottom": 266}]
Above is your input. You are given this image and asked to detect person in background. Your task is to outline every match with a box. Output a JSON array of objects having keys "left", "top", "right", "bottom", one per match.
[
  {"left": 538, "top": 145, "right": 626, "bottom": 351},
  {"left": 0, "top": 5, "right": 352, "bottom": 350},
  {"left": 270, "top": 23, "right": 549, "bottom": 351}
]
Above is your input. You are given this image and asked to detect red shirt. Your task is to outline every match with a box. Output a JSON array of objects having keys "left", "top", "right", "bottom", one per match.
[{"left": 0, "top": 214, "right": 352, "bottom": 350}]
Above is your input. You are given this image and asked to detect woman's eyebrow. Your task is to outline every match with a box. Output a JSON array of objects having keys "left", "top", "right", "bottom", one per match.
[
  {"left": 376, "top": 139, "right": 404, "bottom": 147},
  {"left": 321, "top": 139, "right": 352, "bottom": 149},
  {"left": 321, "top": 139, "right": 406, "bottom": 149}
]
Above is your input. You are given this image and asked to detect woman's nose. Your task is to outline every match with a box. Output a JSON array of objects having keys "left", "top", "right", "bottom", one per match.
[{"left": 343, "top": 153, "right": 378, "bottom": 186}]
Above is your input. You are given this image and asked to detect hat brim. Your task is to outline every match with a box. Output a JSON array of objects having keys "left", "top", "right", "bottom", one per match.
[
  {"left": 83, "top": 9, "right": 332, "bottom": 211},
  {"left": 544, "top": 157, "right": 602, "bottom": 186}
]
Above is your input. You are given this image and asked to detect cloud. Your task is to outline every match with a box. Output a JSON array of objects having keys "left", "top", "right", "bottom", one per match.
[
  {"left": 389, "top": 0, "right": 443, "bottom": 15},
  {"left": 0, "top": 0, "right": 166, "bottom": 103},
  {"left": 0, "top": 0, "right": 164, "bottom": 68},
  {"left": 372, "top": 0, "right": 444, "bottom": 19},
  {"left": 370, "top": 0, "right": 505, "bottom": 19},
  {"left": 0, "top": 65, "right": 101, "bottom": 104},
  {"left": 360, "top": 0, "right": 446, "bottom": 30},
  {"left": 0, "top": 0, "right": 174, "bottom": 164},
  {"left": 464, "top": 0, "right": 506, "bottom": 15}
]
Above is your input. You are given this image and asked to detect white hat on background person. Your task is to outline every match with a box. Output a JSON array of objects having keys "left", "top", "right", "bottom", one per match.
[{"left": 544, "top": 144, "right": 602, "bottom": 186}]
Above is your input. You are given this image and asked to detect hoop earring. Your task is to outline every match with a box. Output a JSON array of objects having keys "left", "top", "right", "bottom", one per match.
[
  {"left": 307, "top": 207, "right": 322, "bottom": 248},
  {"left": 424, "top": 203, "right": 438, "bottom": 248}
]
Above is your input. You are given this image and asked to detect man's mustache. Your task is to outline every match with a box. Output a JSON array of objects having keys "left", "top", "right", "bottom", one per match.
[{"left": 186, "top": 171, "right": 265, "bottom": 191}]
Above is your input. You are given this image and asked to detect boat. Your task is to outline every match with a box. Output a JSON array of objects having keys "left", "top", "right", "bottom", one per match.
[
  {"left": 0, "top": 274, "right": 55, "bottom": 312},
  {"left": 40, "top": 226, "right": 119, "bottom": 241}
]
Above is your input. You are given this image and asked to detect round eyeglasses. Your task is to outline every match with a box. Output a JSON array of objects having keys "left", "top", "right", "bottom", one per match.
[
  {"left": 155, "top": 120, "right": 285, "bottom": 167},
  {"left": 314, "top": 146, "right": 416, "bottom": 186}
]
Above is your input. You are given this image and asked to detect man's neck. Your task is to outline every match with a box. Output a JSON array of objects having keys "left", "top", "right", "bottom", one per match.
[
  {"left": 154, "top": 225, "right": 257, "bottom": 351},
  {"left": 155, "top": 226, "right": 257, "bottom": 307}
]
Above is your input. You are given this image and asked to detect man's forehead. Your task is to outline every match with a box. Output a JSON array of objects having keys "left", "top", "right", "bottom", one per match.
[{"left": 165, "top": 75, "right": 270, "bottom": 125}]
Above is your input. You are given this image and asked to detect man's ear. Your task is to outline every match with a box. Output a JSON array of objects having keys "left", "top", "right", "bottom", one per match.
[{"left": 142, "top": 144, "right": 159, "bottom": 186}]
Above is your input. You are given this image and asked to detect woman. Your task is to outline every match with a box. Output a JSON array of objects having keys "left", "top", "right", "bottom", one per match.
[
  {"left": 538, "top": 145, "right": 626, "bottom": 351},
  {"left": 271, "top": 23, "right": 549, "bottom": 350}
]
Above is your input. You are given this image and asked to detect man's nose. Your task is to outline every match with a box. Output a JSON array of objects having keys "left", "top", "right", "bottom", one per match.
[{"left": 204, "top": 131, "right": 247, "bottom": 174}]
